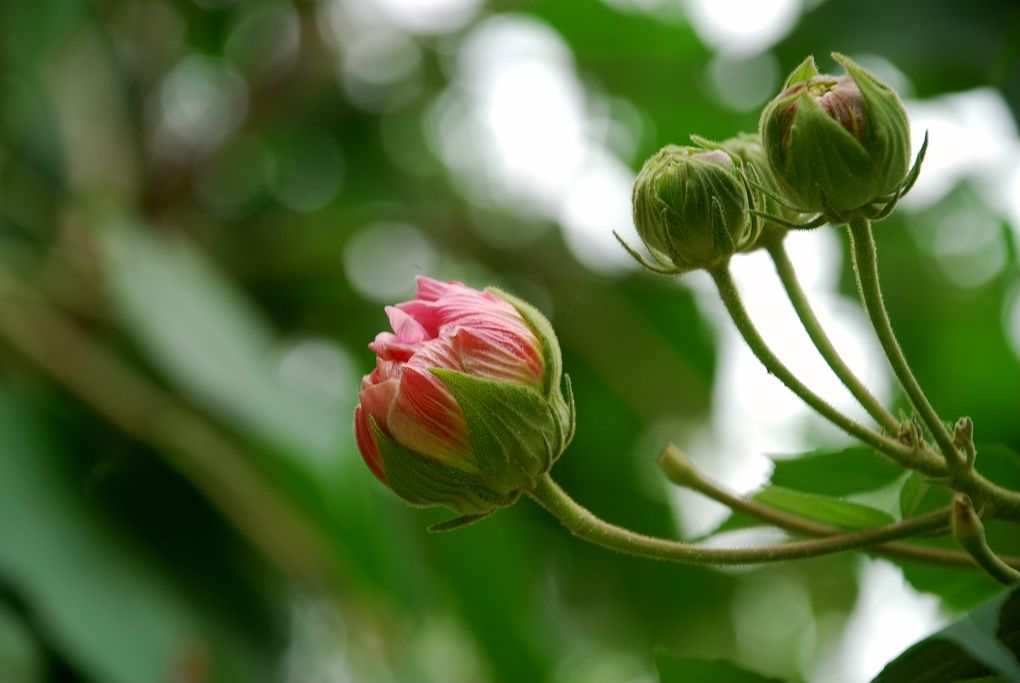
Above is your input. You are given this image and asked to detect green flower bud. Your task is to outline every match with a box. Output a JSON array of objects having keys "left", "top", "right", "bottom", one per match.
[
  {"left": 631, "top": 144, "right": 752, "bottom": 272},
  {"left": 714, "top": 132, "right": 801, "bottom": 247},
  {"left": 760, "top": 53, "right": 911, "bottom": 221}
]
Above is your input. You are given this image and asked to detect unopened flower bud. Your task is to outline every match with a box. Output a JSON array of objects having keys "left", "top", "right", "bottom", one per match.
[
  {"left": 760, "top": 53, "right": 911, "bottom": 220},
  {"left": 354, "top": 277, "right": 575, "bottom": 519},
  {"left": 715, "top": 132, "right": 801, "bottom": 246},
  {"left": 632, "top": 144, "right": 752, "bottom": 271}
]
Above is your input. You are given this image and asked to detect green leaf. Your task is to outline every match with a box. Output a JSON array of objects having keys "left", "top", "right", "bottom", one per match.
[
  {"left": 847, "top": 471, "right": 914, "bottom": 520},
  {"left": 656, "top": 651, "right": 788, "bottom": 683},
  {"left": 768, "top": 446, "right": 904, "bottom": 497},
  {"left": 752, "top": 486, "right": 895, "bottom": 529},
  {"left": 0, "top": 602, "right": 43, "bottom": 683},
  {"left": 872, "top": 587, "right": 1020, "bottom": 683},
  {"left": 0, "top": 388, "right": 273, "bottom": 683},
  {"left": 899, "top": 471, "right": 926, "bottom": 517},
  {"left": 100, "top": 226, "right": 347, "bottom": 467}
]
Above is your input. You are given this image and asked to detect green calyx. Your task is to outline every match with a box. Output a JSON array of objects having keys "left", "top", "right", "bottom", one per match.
[
  {"left": 631, "top": 144, "right": 754, "bottom": 274},
  {"left": 759, "top": 53, "right": 912, "bottom": 223},
  {"left": 700, "top": 132, "right": 801, "bottom": 248},
  {"left": 374, "top": 291, "right": 575, "bottom": 526}
]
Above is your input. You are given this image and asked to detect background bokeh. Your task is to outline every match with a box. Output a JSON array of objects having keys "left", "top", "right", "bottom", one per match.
[{"left": 1, "top": 1, "right": 1019, "bottom": 682}]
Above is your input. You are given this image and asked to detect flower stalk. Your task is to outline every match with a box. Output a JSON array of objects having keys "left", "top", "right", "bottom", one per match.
[
  {"left": 707, "top": 263, "right": 944, "bottom": 476},
  {"left": 764, "top": 236, "right": 900, "bottom": 434},
  {"left": 846, "top": 218, "right": 966, "bottom": 473},
  {"left": 528, "top": 473, "right": 952, "bottom": 566}
]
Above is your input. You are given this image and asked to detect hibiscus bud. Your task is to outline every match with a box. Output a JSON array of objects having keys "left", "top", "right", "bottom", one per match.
[
  {"left": 632, "top": 144, "right": 752, "bottom": 272},
  {"left": 759, "top": 53, "right": 911, "bottom": 219},
  {"left": 354, "top": 276, "right": 575, "bottom": 519},
  {"left": 715, "top": 132, "right": 801, "bottom": 247}
]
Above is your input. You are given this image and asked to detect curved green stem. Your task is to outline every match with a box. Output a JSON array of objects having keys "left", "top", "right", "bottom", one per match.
[
  {"left": 658, "top": 444, "right": 1020, "bottom": 570},
  {"left": 766, "top": 238, "right": 900, "bottom": 434},
  {"left": 708, "top": 264, "right": 944, "bottom": 476},
  {"left": 528, "top": 474, "right": 949, "bottom": 566},
  {"left": 951, "top": 494, "right": 1020, "bottom": 585},
  {"left": 846, "top": 218, "right": 964, "bottom": 472}
]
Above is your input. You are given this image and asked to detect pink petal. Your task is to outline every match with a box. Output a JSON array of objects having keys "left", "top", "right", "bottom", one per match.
[
  {"left": 414, "top": 276, "right": 462, "bottom": 302},
  {"left": 395, "top": 299, "right": 442, "bottom": 338},
  {"left": 452, "top": 327, "right": 543, "bottom": 386},
  {"left": 387, "top": 367, "right": 471, "bottom": 466},
  {"left": 385, "top": 306, "right": 427, "bottom": 343},
  {"left": 359, "top": 376, "right": 399, "bottom": 429},
  {"left": 369, "top": 331, "right": 417, "bottom": 362},
  {"left": 354, "top": 405, "right": 386, "bottom": 482}
]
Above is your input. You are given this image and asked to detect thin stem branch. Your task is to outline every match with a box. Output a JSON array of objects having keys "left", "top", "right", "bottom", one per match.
[
  {"left": 951, "top": 494, "right": 1020, "bottom": 585},
  {"left": 766, "top": 238, "right": 900, "bottom": 434},
  {"left": 846, "top": 218, "right": 964, "bottom": 472},
  {"left": 708, "top": 264, "right": 944, "bottom": 477},
  {"left": 658, "top": 444, "right": 1020, "bottom": 570},
  {"left": 528, "top": 474, "right": 950, "bottom": 566}
]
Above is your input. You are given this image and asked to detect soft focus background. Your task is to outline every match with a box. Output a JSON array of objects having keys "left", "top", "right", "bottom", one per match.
[{"left": 2, "top": 0, "right": 1020, "bottom": 681}]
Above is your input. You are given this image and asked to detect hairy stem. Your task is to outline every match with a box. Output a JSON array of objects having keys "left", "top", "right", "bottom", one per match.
[
  {"left": 708, "top": 264, "right": 943, "bottom": 476},
  {"left": 846, "top": 218, "right": 964, "bottom": 471},
  {"left": 529, "top": 474, "right": 950, "bottom": 566},
  {"left": 766, "top": 238, "right": 900, "bottom": 434},
  {"left": 951, "top": 494, "right": 1020, "bottom": 585},
  {"left": 658, "top": 444, "right": 1020, "bottom": 570}
]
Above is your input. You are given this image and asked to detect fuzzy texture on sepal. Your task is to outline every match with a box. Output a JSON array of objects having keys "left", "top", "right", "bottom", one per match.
[
  {"left": 631, "top": 144, "right": 753, "bottom": 271},
  {"left": 355, "top": 277, "right": 575, "bottom": 519},
  {"left": 707, "top": 132, "right": 803, "bottom": 248},
  {"left": 759, "top": 53, "right": 911, "bottom": 221}
]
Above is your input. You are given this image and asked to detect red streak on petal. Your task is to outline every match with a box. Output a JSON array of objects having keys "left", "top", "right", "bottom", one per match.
[
  {"left": 354, "top": 405, "right": 386, "bottom": 482},
  {"left": 388, "top": 367, "right": 470, "bottom": 462}
]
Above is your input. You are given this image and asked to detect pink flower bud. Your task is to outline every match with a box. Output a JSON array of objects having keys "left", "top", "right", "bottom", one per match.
[{"left": 354, "top": 277, "right": 574, "bottom": 519}]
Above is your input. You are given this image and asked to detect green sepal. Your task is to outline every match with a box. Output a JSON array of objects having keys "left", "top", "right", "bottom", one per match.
[
  {"left": 790, "top": 89, "right": 873, "bottom": 211},
  {"left": 370, "top": 417, "right": 515, "bottom": 515},
  {"left": 833, "top": 52, "right": 911, "bottom": 201},
  {"left": 488, "top": 287, "right": 562, "bottom": 399},
  {"left": 432, "top": 368, "right": 566, "bottom": 496},
  {"left": 783, "top": 54, "right": 818, "bottom": 88},
  {"left": 428, "top": 512, "right": 494, "bottom": 533},
  {"left": 557, "top": 373, "right": 576, "bottom": 454}
]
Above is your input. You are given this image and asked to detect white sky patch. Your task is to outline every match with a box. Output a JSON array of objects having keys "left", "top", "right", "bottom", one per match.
[
  {"left": 682, "top": 0, "right": 801, "bottom": 56},
  {"left": 903, "top": 88, "right": 1020, "bottom": 226},
  {"left": 319, "top": 0, "right": 482, "bottom": 38},
  {"left": 428, "top": 15, "right": 639, "bottom": 272},
  {"left": 669, "top": 230, "right": 892, "bottom": 538},
  {"left": 810, "top": 560, "right": 945, "bottom": 683},
  {"left": 558, "top": 149, "right": 640, "bottom": 272}
]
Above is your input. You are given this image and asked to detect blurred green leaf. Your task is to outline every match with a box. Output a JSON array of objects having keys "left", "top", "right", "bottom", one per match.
[
  {"left": 752, "top": 486, "right": 895, "bottom": 529},
  {"left": 0, "top": 386, "right": 274, "bottom": 683},
  {"left": 0, "top": 602, "right": 43, "bottom": 683},
  {"left": 872, "top": 587, "right": 1020, "bottom": 683},
  {"left": 100, "top": 225, "right": 347, "bottom": 466},
  {"left": 900, "top": 472, "right": 926, "bottom": 517},
  {"left": 847, "top": 472, "right": 914, "bottom": 520},
  {"left": 768, "top": 447, "right": 904, "bottom": 497},
  {"left": 655, "top": 651, "right": 788, "bottom": 683}
]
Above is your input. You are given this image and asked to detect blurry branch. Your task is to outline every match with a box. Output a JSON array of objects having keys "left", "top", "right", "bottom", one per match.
[
  {"left": 0, "top": 273, "right": 340, "bottom": 589},
  {"left": 658, "top": 445, "right": 1020, "bottom": 571}
]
